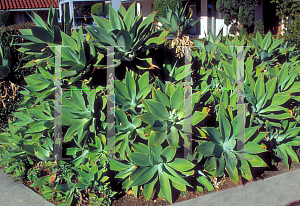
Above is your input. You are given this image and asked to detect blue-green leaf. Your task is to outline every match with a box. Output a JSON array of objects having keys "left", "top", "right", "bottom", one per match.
[{"left": 143, "top": 99, "right": 169, "bottom": 120}]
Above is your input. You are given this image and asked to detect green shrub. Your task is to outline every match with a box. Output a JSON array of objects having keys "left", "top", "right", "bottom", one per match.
[
  {"left": 0, "top": 22, "right": 36, "bottom": 129},
  {"left": 91, "top": 3, "right": 110, "bottom": 16},
  {"left": 271, "top": 0, "right": 300, "bottom": 50},
  {"left": 282, "top": 15, "right": 300, "bottom": 50},
  {"left": 74, "top": 3, "right": 93, "bottom": 17},
  {"left": 0, "top": 11, "right": 12, "bottom": 27},
  {"left": 1, "top": 22, "right": 35, "bottom": 31},
  {"left": 254, "top": 20, "right": 264, "bottom": 34},
  {"left": 216, "top": 0, "right": 258, "bottom": 35}
]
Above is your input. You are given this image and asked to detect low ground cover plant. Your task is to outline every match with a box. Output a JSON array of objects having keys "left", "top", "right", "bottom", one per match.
[{"left": 0, "top": 3, "right": 300, "bottom": 205}]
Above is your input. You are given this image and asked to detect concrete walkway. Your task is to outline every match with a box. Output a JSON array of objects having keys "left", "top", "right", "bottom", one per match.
[
  {"left": 0, "top": 167, "right": 299, "bottom": 206},
  {"left": 0, "top": 169, "right": 55, "bottom": 206},
  {"left": 173, "top": 169, "right": 300, "bottom": 206}
]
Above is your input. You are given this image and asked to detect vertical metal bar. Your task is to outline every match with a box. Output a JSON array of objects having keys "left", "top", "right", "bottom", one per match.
[{"left": 103, "top": 2, "right": 106, "bottom": 18}]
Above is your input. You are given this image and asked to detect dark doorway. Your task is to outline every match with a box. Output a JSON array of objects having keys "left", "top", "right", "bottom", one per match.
[{"left": 263, "top": 0, "right": 280, "bottom": 35}]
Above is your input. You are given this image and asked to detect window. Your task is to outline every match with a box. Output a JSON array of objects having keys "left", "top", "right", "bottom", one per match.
[{"left": 25, "top": 12, "right": 32, "bottom": 22}]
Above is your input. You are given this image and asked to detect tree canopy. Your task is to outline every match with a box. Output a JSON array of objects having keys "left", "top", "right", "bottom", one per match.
[
  {"left": 271, "top": 0, "right": 300, "bottom": 49},
  {"left": 216, "top": 0, "right": 259, "bottom": 35},
  {"left": 91, "top": 3, "right": 110, "bottom": 16}
]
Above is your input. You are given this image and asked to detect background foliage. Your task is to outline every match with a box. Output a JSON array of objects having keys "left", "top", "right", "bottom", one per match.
[
  {"left": 0, "top": 3, "right": 300, "bottom": 206},
  {"left": 216, "top": 0, "right": 259, "bottom": 35},
  {"left": 0, "top": 11, "right": 12, "bottom": 27},
  {"left": 74, "top": 3, "right": 93, "bottom": 17},
  {"left": 0, "top": 22, "right": 37, "bottom": 129},
  {"left": 271, "top": 0, "right": 300, "bottom": 50},
  {"left": 91, "top": 3, "right": 110, "bottom": 16},
  {"left": 254, "top": 20, "right": 264, "bottom": 35}
]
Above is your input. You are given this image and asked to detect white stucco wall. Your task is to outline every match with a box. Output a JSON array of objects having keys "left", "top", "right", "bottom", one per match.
[
  {"left": 198, "top": 0, "right": 208, "bottom": 38},
  {"left": 138, "top": 0, "right": 154, "bottom": 17},
  {"left": 112, "top": 0, "right": 121, "bottom": 13},
  {"left": 215, "top": 11, "right": 224, "bottom": 36}
]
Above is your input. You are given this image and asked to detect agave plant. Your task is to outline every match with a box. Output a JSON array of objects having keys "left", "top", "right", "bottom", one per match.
[
  {"left": 151, "top": 50, "right": 192, "bottom": 84},
  {"left": 210, "top": 89, "right": 237, "bottom": 115},
  {"left": 85, "top": 3, "right": 169, "bottom": 72},
  {"left": 9, "top": 64, "right": 107, "bottom": 144},
  {"left": 196, "top": 105, "right": 268, "bottom": 183},
  {"left": 109, "top": 134, "right": 195, "bottom": 204},
  {"left": 157, "top": 2, "right": 200, "bottom": 37},
  {"left": 156, "top": 3, "right": 199, "bottom": 57},
  {"left": 264, "top": 62, "right": 300, "bottom": 94},
  {"left": 61, "top": 82, "right": 106, "bottom": 144},
  {"left": 15, "top": 5, "right": 73, "bottom": 62},
  {"left": 54, "top": 139, "right": 113, "bottom": 206},
  {"left": 192, "top": 29, "right": 242, "bottom": 90},
  {"left": 19, "top": 25, "right": 98, "bottom": 85},
  {"left": 18, "top": 66, "right": 55, "bottom": 106},
  {"left": 193, "top": 29, "right": 224, "bottom": 53},
  {"left": 264, "top": 119, "right": 300, "bottom": 168},
  {"left": 14, "top": 6, "right": 99, "bottom": 85},
  {"left": 114, "top": 70, "right": 152, "bottom": 111},
  {"left": 248, "top": 32, "right": 300, "bottom": 66},
  {"left": 8, "top": 67, "right": 56, "bottom": 137},
  {"left": 245, "top": 72, "right": 293, "bottom": 128},
  {"left": 141, "top": 82, "right": 209, "bottom": 149},
  {"left": 0, "top": 118, "right": 54, "bottom": 165}
]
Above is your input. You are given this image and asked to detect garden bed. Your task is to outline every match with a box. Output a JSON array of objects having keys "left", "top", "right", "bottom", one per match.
[
  {"left": 1, "top": 3, "right": 300, "bottom": 206},
  {"left": 2, "top": 150, "right": 299, "bottom": 206},
  {"left": 111, "top": 160, "right": 300, "bottom": 206},
  {"left": 1, "top": 158, "right": 299, "bottom": 206}
]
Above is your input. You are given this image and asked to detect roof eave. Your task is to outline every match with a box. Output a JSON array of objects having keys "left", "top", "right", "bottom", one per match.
[{"left": 0, "top": 8, "right": 58, "bottom": 11}]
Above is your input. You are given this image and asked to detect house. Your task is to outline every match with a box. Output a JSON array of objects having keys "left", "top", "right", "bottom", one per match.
[
  {"left": 0, "top": 0, "right": 281, "bottom": 37},
  {"left": 59, "top": 0, "right": 281, "bottom": 38},
  {"left": 56, "top": 0, "right": 139, "bottom": 28},
  {"left": 122, "top": 0, "right": 281, "bottom": 38},
  {"left": 0, "top": 0, "right": 59, "bottom": 25},
  {"left": 56, "top": 0, "right": 109, "bottom": 28}
]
